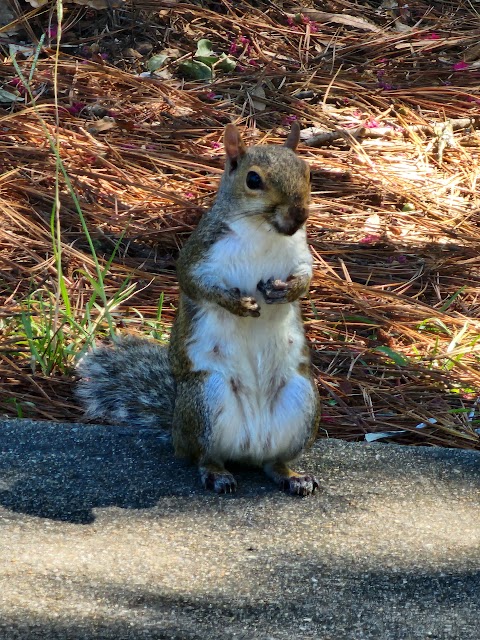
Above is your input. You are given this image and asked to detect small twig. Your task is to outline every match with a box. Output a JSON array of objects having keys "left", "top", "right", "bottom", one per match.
[
  {"left": 304, "top": 117, "right": 480, "bottom": 147},
  {"left": 304, "top": 126, "right": 397, "bottom": 147},
  {"left": 409, "top": 117, "right": 480, "bottom": 134}
]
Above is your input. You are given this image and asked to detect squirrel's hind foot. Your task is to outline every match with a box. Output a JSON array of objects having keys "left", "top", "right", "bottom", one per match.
[
  {"left": 200, "top": 464, "right": 237, "bottom": 494},
  {"left": 264, "top": 462, "right": 319, "bottom": 497},
  {"left": 281, "top": 473, "right": 319, "bottom": 497}
]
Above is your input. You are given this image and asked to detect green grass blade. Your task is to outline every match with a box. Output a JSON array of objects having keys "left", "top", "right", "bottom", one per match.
[{"left": 439, "top": 285, "right": 467, "bottom": 312}]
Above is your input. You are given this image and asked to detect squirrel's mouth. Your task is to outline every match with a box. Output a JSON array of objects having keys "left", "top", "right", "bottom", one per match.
[
  {"left": 271, "top": 219, "right": 305, "bottom": 236},
  {"left": 272, "top": 206, "right": 308, "bottom": 236}
]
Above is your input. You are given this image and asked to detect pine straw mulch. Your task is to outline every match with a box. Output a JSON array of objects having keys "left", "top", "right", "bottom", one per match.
[{"left": 2, "top": 0, "right": 480, "bottom": 449}]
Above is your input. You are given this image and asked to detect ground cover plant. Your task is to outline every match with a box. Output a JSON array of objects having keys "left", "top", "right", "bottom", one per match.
[{"left": 1, "top": 0, "right": 480, "bottom": 449}]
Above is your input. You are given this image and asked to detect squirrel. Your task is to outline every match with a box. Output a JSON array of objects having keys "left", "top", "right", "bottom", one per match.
[{"left": 76, "top": 122, "right": 321, "bottom": 496}]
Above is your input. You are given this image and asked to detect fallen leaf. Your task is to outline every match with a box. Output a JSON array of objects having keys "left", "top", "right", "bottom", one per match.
[
  {"left": 147, "top": 54, "right": 168, "bottom": 72},
  {"left": 217, "top": 54, "right": 236, "bottom": 72},
  {"left": 249, "top": 84, "right": 266, "bottom": 111},
  {"left": 195, "top": 55, "right": 219, "bottom": 67},
  {"left": 464, "top": 42, "right": 480, "bottom": 62},
  {"left": 87, "top": 116, "right": 116, "bottom": 135},
  {"left": 196, "top": 39, "right": 214, "bottom": 57},
  {"left": 9, "top": 44, "right": 35, "bottom": 58},
  {"left": 393, "top": 20, "right": 411, "bottom": 32},
  {"left": 178, "top": 60, "right": 212, "bottom": 80},
  {"left": 290, "top": 9, "right": 383, "bottom": 33},
  {"left": 0, "top": 88, "right": 23, "bottom": 103}
]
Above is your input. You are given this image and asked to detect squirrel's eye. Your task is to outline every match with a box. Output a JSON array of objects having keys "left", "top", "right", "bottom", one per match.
[{"left": 246, "top": 171, "right": 263, "bottom": 190}]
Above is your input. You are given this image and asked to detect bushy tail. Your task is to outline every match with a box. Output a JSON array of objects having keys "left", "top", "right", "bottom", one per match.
[{"left": 76, "top": 336, "right": 176, "bottom": 430}]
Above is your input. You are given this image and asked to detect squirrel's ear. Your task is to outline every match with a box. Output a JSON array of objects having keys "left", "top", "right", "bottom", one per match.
[
  {"left": 284, "top": 121, "right": 301, "bottom": 152},
  {"left": 224, "top": 124, "right": 246, "bottom": 164}
]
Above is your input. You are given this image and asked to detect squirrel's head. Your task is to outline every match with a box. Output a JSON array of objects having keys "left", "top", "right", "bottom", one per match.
[{"left": 220, "top": 122, "right": 311, "bottom": 236}]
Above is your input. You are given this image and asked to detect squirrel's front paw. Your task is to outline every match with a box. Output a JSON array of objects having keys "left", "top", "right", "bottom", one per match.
[
  {"left": 257, "top": 278, "right": 290, "bottom": 304},
  {"left": 258, "top": 275, "right": 309, "bottom": 304},
  {"left": 228, "top": 288, "right": 260, "bottom": 317},
  {"left": 239, "top": 295, "right": 260, "bottom": 317}
]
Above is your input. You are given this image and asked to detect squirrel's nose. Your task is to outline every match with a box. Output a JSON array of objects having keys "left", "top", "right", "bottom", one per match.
[
  {"left": 289, "top": 206, "right": 309, "bottom": 225},
  {"left": 274, "top": 206, "right": 309, "bottom": 236}
]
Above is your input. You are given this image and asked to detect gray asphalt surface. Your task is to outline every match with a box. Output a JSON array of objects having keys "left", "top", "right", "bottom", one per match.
[{"left": 0, "top": 418, "right": 479, "bottom": 639}]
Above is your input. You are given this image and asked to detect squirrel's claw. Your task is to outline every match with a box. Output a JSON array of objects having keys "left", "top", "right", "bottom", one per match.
[
  {"left": 281, "top": 474, "right": 319, "bottom": 497},
  {"left": 227, "top": 288, "right": 260, "bottom": 316},
  {"left": 201, "top": 468, "right": 238, "bottom": 494},
  {"left": 257, "top": 278, "right": 289, "bottom": 304},
  {"left": 264, "top": 462, "right": 319, "bottom": 497},
  {"left": 239, "top": 296, "right": 260, "bottom": 317}
]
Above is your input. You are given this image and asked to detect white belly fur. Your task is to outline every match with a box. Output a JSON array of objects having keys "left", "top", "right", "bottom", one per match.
[
  {"left": 186, "top": 218, "right": 315, "bottom": 464},
  {"left": 195, "top": 216, "right": 313, "bottom": 294}
]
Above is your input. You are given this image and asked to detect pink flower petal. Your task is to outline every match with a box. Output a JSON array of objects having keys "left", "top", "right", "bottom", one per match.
[
  {"left": 360, "top": 234, "right": 381, "bottom": 244},
  {"left": 364, "top": 117, "right": 380, "bottom": 129},
  {"left": 452, "top": 61, "right": 469, "bottom": 71},
  {"left": 66, "top": 102, "right": 85, "bottom": 115}
]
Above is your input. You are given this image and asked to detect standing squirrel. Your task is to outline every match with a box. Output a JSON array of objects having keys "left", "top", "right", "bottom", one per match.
[{"left": 77, "top": 122, "right": 320, "bottom": 496}]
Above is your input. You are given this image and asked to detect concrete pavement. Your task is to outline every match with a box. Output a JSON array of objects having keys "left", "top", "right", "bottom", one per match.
[{"left": 0, "top": 418, "right": 479, "bottom": 639}]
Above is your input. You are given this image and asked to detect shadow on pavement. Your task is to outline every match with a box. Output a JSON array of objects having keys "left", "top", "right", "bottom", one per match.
[
  {"left": 0, "top": 420, "right": 479, "bottom": 523},
  {"left": 0, "top": 565, "right": 479, "bottom": 640}
]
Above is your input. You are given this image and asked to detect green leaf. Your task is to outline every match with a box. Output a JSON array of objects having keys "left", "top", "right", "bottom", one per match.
[
  {"left": 196, "top": 39, "right": 214, "bottom": 57},
  {"left": 147, "top": 54, "right": 168, "bottom": 72},
  {"left": 217, "top": 53, "right": 237, "bottom": 72},
  {"left": 401, "top": 202, "right": 415, "bottom": 212},
  {"left": 0, "top": 88, "right": 22, "bottom": 103},
  {"left": 194, "top": 55, "right": 219, "bottom": 67},
  {"left": 178, "top": 60, "right": 213, "bottom": 80},
  {"left": 373, "top": 346, "right": 408, "bottom": 366}
]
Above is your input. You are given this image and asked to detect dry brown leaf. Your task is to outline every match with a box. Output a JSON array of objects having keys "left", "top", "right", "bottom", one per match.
[
  {"left": 249, "top": 85, "right": 267, "bottom": 112},
  {"left": 291, "top": 9, "right": 384, "bottom": 33},
  {"left": 86, "top": 116, "right": 117, "bottom": 134},
  {"left": 464, "top": 42, "right": 480, "bottom": 62}
]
